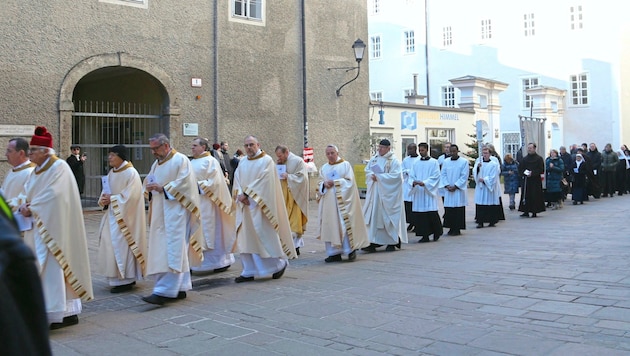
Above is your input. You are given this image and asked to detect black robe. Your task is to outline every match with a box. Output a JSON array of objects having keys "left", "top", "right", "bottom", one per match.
[{"left": 518, "top": 153, "right": 546, "bottom": 214}]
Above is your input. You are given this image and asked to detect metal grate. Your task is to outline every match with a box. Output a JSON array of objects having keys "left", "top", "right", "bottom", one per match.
[{"left": 71, "top": 101, "right": 163, "bottom": 207}]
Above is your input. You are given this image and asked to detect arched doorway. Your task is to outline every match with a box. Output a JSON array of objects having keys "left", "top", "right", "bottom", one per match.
[{"left": 59, "top": 53, "right": 178, "bottom": 207}]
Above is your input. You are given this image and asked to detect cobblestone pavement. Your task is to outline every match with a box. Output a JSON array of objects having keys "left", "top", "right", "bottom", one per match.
[{"left": 50, "top": 190, "right": 630, "bottom": 355}]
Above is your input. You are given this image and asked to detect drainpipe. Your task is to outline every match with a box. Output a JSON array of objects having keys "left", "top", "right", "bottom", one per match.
[
  {"left": 301, "top": 0, "right": 308, "bottom": 148},
  {"left": 213, "top": 0, "right": 219, "bottom": 142}
]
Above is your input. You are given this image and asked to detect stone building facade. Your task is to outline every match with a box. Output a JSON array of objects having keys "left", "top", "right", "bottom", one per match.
[{"left": 0, "top": 0, "right": 369, "bottom": 202}]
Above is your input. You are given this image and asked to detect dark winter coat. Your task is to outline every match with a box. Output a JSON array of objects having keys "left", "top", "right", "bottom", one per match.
[
  {"left": 501, "top": 160, "right": 520, "bottom": 194},
  {"left": 545, "top": 156, "right": 565, "bottom": 193},
  {"left": 601, "top": 149, "right": 618, "bottom": 172}
]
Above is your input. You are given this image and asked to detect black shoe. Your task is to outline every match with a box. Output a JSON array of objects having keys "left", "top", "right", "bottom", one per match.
[
  {"left": 176, "top": 291, "right": 187, "bottom": 299},
  {"left": 272, "top": 264, "right": 287, "bottom": 279},
  {"left": 110, "top": 282, "right": 135, "bottom": 294},
  {"left": 573, "top": 201, "right": 578, "bottom": 205},
  {"left": 296, "top": 247, "right": 300, "bottom": 256},
  {"left": 509, "top": 205, "right": 515, "bottom": 210},
  {"left": 488, "top": 223, "right": 496, "bottom": 227},
  {"left": 407, "top": 224, "right": 414, "bottom": 231},
  {"left": 235, "top": 275, "right": 255, "bottom": 283},
  {"left": 520, "top": 213, "right": 529, "bottom": 217},
  {"left": 418, "top": 236, "right": 430, "bottom": 243},
  {"left": 142, "top": 294, "right": 168, "bottom": 306},
  {"left": 348, "top": 250, "right": 357, "bottom": 261},
  {"left": 385, "top": 245, "right": 396, "bottom": 252},
  {"left": 361, "top": 244, "right": 377, "bottom": 253},
  {"left": 213, "top": 265, "right": 231, "bottom": 273},
  {"left": 579, "top": 201, "right": 584, "bottom": 204},
  {"left": 531, "top": 213, "right": 537, "bottom": 218},
  {"left": 50, "top": 315, "right": 79, "bottom": 330},
  {"left": 396, "top": 238, "right": 401, "bottom": 249},
  {"left": 450, "top": 229, "right": 461, "bottom": 236},
  {"left": 433, "top": 235, "right": 441, "bottom": 242},
  {"left": 324, "top": 254, "right": 342, "bottom": 263},
  {"left": 476, "top": 223, "right": 484, "bottom": 228}
]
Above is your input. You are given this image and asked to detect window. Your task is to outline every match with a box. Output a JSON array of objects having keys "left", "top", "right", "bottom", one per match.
[
  {"left": 370, "top": 36, "right": 381, "bottom": 59},
  {"left": 522, "top": 77, "right": 539, "bottom": 108},
  {"left": 524, "top": 13, "right": 535, "bottom": 36},
  {"left": 570, "top": 5, "right": 583, "bottom": 30},
  {"left": 478, "top": 94, "right": 488, "bottom": 109},
  {"left": 370, "top": 0, "right": 381, "bottom": 15},
  {"left": 99, "top": 0, "right": 147, "bottom": 8},
  {"left": 370, "top": 91, "right": 383, "bottom": 102},
  {"left": 442, "top": 86, "right": 455, "bottom": 107},
  {"left": 427, "top": 129, "right": 454, "bottom": 158},
  {"left": 502, "top": 132, "right": 521, "bottom": 158},
  {"left": 404, "top": 30, "right": 415, "bottom": 54},
  {"left": 443, "top": 26, "right": 452, "bottom": 47},
  {"left": 481, "top": 19, "right": 492, "bottom": 40},
  {"left": 570, "top": 73, "right": 588, "bottom": 105},
  {"left": 233, "top": 0, "right": 262, "bottom": 21}
]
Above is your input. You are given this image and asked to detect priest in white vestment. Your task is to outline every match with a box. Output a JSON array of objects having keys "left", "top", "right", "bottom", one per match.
[
  {"left": 409, "top": 142, "right": 443, "bottom": 243},
  {"left": 362, "top": 139, "right": 407, "bottom": 252},
  {"left": 97, "top": 145, "right": 146, "bottom": 293},
  {"left": 232, "top": 135, "right": 296, "bottom": 283},
  {"left": 317, "top": 145, "right": 369, "bottom": 262},
  {"left": 142, "top": 134, "right": 203, "bottom": 305},
  {"left": 439, "top": 144, "right": 469, "bottom": 236},
  {"left": 15, "top": 126, "right": 93, "bottom": 329},
  {"left": 473, "top": 147, "right": 502, "bottom": 228},
  {"left": 2, "top": 138, "right": 35, "bottom": 200},
  {"left": 401, "top": 143, "right": 420, "bottom": 232},
  {"left": 275, "top": 145, "right": 309, "bottom": 256},
  {"left": 190, "top": 138, "right": 236, "bottom": 274}
]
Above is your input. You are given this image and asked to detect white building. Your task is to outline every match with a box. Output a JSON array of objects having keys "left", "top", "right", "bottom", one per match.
[{"left": 368, "top": 0, "right": 630, "bottom": 156}]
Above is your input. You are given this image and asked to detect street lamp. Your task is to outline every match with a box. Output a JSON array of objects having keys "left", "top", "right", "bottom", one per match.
[{"left": 328, "top": 39, "right": 366, "bottom": 97}]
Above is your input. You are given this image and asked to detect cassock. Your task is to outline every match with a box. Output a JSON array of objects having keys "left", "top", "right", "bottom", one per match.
[
  {"left": 233, "top": 151, "right": 296, "bottom": 278},
  {"left": 518, "top": 152, "right": 546, "bottom": 214},
  {"left": 401, "top": 154, "right": 419, "bottom": 227},
  {"left": 97, "top": 161, "right": 147, "bottom": 286},
  {"left": 19, "top": 156, "right": 93, "bottom": 323},
  {"left": 440, "top": 156, "right": 469, "bottom": 231},
  {"left": 409, "top": 156, "right": 443, "bottom": 239},
  {"left": 143, "top": 150, "right": 203, "bottom": 298},
  {"left": 279, "top": 152, "right": 309, "bottom": 249},
  {"left": 363, "top": 152, "right": 407, "bottom": 246},
  {"left": 473, "top": 158, "right": 502, "bottom": 225},
  {"left": 190, "top": 152, "right": 236, "bottom": 272},
  {"left": 1, "top": 160, "right": 35, "bottom": 199},
  {"left": 317, "top": 158, "right": 369, "bottom": 255}
]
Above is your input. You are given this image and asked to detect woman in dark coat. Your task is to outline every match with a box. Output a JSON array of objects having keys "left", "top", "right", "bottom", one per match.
[
  {"left": 501, "top": 153, "right": 519, "bottom": 210},
  {"left": 571, "top": 153, "right": 588, "bottom": 204},
  {"left": 545, "top": 149, "right": 565, "bottom": 209}
]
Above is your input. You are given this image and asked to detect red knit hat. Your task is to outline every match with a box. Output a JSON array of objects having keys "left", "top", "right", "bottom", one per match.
[{"left": 30, "top": 126, "right": 53, "bottom": 148}]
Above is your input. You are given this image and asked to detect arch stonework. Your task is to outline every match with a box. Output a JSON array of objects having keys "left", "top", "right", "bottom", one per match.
[{"left": 58, "top": 52, "right": 180, "bottom": 153}]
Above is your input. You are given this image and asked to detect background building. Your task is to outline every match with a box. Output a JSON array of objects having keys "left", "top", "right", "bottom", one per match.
[
  {"left": 0, "top": 0, "right": 369, "bottom": 204},
  {"left": 368, "top": 0, "right": 630, "bottom": 157}
]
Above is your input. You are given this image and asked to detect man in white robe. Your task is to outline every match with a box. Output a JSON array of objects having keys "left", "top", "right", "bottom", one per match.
[
  {"left": 2, "top": 138, "right": 35, "bottom": 200},
  {"left": 142, "top": 134, "right": 203, "bottom": 305},
  {"left": 440, "top": 144, "right": 469, "bottom": 236},
  {"left": 97, "top": 145, "right": 146, "bottom": 293},
  {"left": 401, "top": 143, "right": 419, "bottom": 232},
  {"left": 409, "top": 142, "right": 443, "bottom": 243},
  {"left": 232, "top": 135, "right": 296, "bottom": 283},
  {"left": 15, "top": 126, "right": 93, "bottom": 329},
  {"left": 362, "top": 139, "right": 407, "bottom": 252},
  {"left": 317, "top": 145, "right": 369, "bottom": 262},
  {"left": 275, "top": 145, "right": 309, "bottom": 256},
  {"left": 473, "top": 147, "right": 502, "bottom": 228},
  {"left": 190, "top": 137, "right": 236, "bottom": 274}
]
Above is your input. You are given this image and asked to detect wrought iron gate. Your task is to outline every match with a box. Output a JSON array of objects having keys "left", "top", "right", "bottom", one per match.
[{"left": 71, "top": 101, "right": 163, "bottom": 207}]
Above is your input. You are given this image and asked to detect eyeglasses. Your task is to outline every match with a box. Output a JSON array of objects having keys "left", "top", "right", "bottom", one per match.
[
  {"left": 28, "top": 148, "right": 45, "bottom": 153},
  {"left": 149, "top": 143, "right": 164, "bottom": 151},
  {"left": 244, "top": 143, "right": 256, "bottom": 148}
]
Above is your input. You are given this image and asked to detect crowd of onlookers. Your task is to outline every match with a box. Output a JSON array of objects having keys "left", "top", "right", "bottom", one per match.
[{"left": 504, "top": 143, "right": 630, "bottom": 208}]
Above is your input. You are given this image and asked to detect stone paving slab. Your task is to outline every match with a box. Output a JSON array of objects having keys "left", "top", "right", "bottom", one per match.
[{"left": 49, "top": 190, "right": 630, "bottom": 355}]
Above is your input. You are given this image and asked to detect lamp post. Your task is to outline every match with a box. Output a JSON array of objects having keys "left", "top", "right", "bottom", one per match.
[{"left": 329, "top": 39, "right": 366, "bottom": 97}]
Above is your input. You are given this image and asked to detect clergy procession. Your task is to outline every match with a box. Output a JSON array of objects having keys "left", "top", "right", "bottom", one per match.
[{"left": 3, "top": 126, "right": 630, "bottom": 338}]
